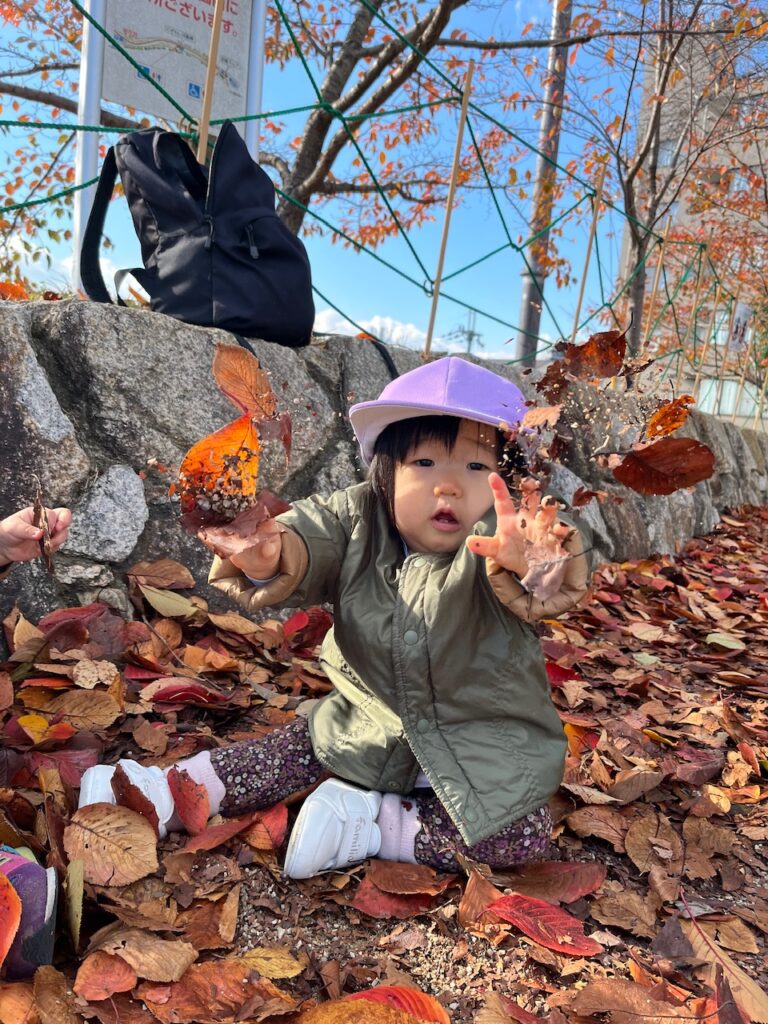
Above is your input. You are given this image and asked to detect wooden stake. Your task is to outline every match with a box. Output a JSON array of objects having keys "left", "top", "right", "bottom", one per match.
[
  {"left": 569, "top": 161, "right": 606, "bottom": 345},
  {"left": 641, "top": 216, "right": 672, "bottom": 353},
  {"left": 752, "top": 369, "right": 768, "bottom": 431},
  {"left": 691, "top": 283, "right": 721, "bottom": 398},
  {"left": 714, "top": 287, "right": 742, "bottom": 415},
  {"left": 196, "top": 0, "right": 226, "bottom": 163},
  {"left": 730, "top": 331, "right": 755, "bottom": 424},
  {"left": 675, "top": 248, "right": 705, "bottom": 391},
  {"left": 423, "top": 61, "right": 475, "bottom": 360}
]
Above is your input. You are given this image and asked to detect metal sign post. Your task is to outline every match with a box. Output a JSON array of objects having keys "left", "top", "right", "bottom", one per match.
[{"left": 71, "top": 0, "right": 106, "bottom": 292}]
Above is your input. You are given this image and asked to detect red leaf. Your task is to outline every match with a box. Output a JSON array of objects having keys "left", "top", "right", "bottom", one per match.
[
  {"left": 183, "top": 812, "right": 259, "bottom": 852},
  {"left": 497, "top": 860, "right": 606, "bottom": 904},
  {"left": 111, "top": 764, "right": 161, "bottom": 836},
  {"left": 141, "top": 680, "right": 229, "bottom": 706},
  {"left": 25, "top": 747, "right": 101, "bottom": 787},
  {"left": 345, "top": 986, "right": 450, "bottom": 1023},
  {"left": 487, "top": 892, "right": 604, "bottom": 956},
  {"left": 612, "top": 438, "right": 715, "bottom": 495},
  {"left": 351, "top": 875, "right": 437, "bottom": 920},
  {"left": 0, "top": 870, "right": 22, "bottom": 970},
  {"left": 280, "top": 607, "right": 333, "bottom": 657},
  {"left": 167, "top": 767, "right": 210, "bottom": 835},
  {"left": 545, "top": 661, "right": 582, "bottom": 687}
]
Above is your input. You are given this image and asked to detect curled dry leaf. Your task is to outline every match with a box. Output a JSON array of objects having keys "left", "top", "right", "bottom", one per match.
[
  {"left": 570, "top": 977, "right": 690, "bottom": 1023},
  {"left": 63, "top": 804, "right": 158, "bottom": 886},
  {"left": 644, "top": 395, "right": 695, "bottom": 438},
  {"left": 351, "top": 875, "right": 440, "bottom": 920},
  {"left": 32, "top": 966, "right": 81, "bottom": 1024},
  {"left": 73, "top": 950, "right": 138, "bottom": 1001},
  {"left": 366, "top": 859, "right": 457, "bottom": 897},
  {"left": 612, "top": 437, "right": 715, "bottom": 495},
  {"left": 167, "top": 766, "right": 210, "bottom": 835},
  {"left": 240, "top": 945, "right": 308, "bottom": 979},
  {"left": 111, "top": 764, "right": 161, "bottom": 836},
  {"left": 0, "top": 981, "right": 39, "bottom": 1024},
  {"left": 72, "top": 659, "right": 120, "bottom": 690},
  {"left": 126, "top": 557, "right": 195, "bottom": 590},
  {"left": 521, "top": 405, "right": 561, "bottom": 430},
  {"left": 624, "top": 810, "right": 683, "bottom": 875},
  {"left": 562, "top": 328, "right": 627, "bottom": 378}
]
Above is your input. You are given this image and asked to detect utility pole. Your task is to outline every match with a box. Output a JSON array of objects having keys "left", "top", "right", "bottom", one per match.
[{"left": 515, "top": 0, "right": 573, "bottom": 367}]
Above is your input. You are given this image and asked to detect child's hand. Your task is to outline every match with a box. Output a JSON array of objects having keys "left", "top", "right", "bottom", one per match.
[
  {"left": 198, "top": 517, "right": 283, "bottom": 580},
  {"left": 466, "top": 474, "right": 574, "bottom": 599},
  {"left": 0, "top": 506, "right": 71, "bottom": 565}
]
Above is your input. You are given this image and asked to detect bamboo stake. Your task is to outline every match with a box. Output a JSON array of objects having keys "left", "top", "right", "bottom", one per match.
[
  {"left": 691, "top": 283, "right": 721, "bottom": 398},
  {"left": 196, "top": 0, "right": 226, "bottom": 163},
  {"left": 752, "top": 370, "right": 768, "bottom": 432},
  {"left": 675, "top": 249, "right": 705, "bottom": 391},
  {"left": 730, "top": 331, "right": 755, "bottom": 424},
  {"left": 423, "top": 61, "right": 475, "bottom": 360},
  {"left": 569, "top": 161, "right": 606, "bottom": 345},
  {"left": 714, "top": 286, "right": 743, "bottom": 415},
  {"left": 641, "top": 216, "right": 672, "bottom": 353}
]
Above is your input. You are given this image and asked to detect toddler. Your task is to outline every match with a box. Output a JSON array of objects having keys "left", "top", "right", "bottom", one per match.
[{"left": 80, "top": 357, "right": 591, "bottom": 879}]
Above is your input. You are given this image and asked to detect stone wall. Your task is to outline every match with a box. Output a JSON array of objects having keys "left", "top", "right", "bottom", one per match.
[{"left": 2, "top": 299, "right": 767, "bottom": 620}]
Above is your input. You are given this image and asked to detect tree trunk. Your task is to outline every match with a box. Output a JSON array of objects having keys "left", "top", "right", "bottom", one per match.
[{"left": 626, "top": 245, "right": 648, "bottom": 357}]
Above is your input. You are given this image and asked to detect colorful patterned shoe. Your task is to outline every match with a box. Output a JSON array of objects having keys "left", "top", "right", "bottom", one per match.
[
  {"left": 0, "top": 845, "right": 57, "bottom": 979},
  {"left": 284, "top": 779, "right": 382, "bottom": 879}
]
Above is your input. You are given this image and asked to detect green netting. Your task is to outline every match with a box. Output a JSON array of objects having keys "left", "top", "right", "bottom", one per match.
[{"left": 1, "top": 0, "right": 743, "bottom": 377}]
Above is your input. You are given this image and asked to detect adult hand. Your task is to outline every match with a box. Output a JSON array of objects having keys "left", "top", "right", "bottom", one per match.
[{"left": 0, "top": 506, "right": 72, "bottom": 564}]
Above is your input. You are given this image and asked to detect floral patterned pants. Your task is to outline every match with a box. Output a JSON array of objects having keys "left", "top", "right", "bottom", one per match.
[{"left": 210, "top": 715, "right": 552, "bottom": 872}]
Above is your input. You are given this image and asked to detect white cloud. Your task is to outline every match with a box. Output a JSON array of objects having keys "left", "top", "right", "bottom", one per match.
[{"left": 314, "top": 308, "right": 444, "bottom": 351}]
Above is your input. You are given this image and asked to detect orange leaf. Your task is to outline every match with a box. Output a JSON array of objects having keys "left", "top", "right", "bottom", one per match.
[
  {"left": 487, "top": 892, "right": 604, "bottom": 956},
  {"left": 167, "top": 766, "right": 210, "bottom": 835},
  {"left": 612, "top": 438, "right": 715, "bottom": 495},
  {"left": 365, "top": 859, "right": 457, "bottom": 897},
  {"left": 345, "top": 986, "right": 450, "bottom": 1024},
  {"left": 183, "top": 811, "right": 260, "bottom": 852},
  {"left": 0, "top": 870, "right": 22, "bottom": 970},
  {"left": 240, "top": 802, "right": 288, "bottom": 851},
  {"left": 178, "top": 414, "right": 260, "bottom": 517},
  {"left": 351, "top": 875, "right": 438, "bottom": 920},
  {"left": 212, "top": 342, "right": 277, "bottom": 418},
  {"left": 73, "top": 950, "right": 137, "bottom": 1000},
  {"left": 644, "top": 395, "right": 695, "bottom": 438},
  {"left": 111, "top": 763, "right": 161, "bottom": 836}
]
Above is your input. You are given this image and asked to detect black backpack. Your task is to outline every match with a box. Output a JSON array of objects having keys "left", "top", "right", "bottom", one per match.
[{"left": 80, "top": 120, "right": 314, "bottom": 347}]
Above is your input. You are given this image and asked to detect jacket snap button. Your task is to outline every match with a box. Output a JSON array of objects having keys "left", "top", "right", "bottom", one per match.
[
  {"left": 403, "top": 629, "right": 418, "bottom": 645},
  {"left": 465, "top": 808, "right": 478, "bottom": 823},
  {"left": 387, "top": 781, "right": 399, "bottom": 790},
  {"left": 416, "top": 719, "right": 429, "bottom": 733}
]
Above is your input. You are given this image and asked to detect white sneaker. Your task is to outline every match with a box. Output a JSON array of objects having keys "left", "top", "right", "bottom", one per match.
[
  {"left": 78, "top": 760, "right": 176, "bottom": 838},
  {"left": 284, "top": 779, "right": 382, "bottom": 879}
]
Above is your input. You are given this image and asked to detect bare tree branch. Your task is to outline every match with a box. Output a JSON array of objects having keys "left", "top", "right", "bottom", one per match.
[{"left": 0, "top": 81, "right": 138, "bottom": 129}]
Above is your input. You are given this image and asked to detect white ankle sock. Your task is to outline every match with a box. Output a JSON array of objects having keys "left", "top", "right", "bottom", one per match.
[
  {"left": 163, "top": 750, "right": 226, "bottom": 829},
  {"left": 376, "top": 793, "right": 421, "bottom": 863}
]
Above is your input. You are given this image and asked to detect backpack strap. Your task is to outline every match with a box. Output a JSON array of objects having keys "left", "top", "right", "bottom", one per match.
[
  {"left": 80, "top": 144, "right": 119, "bottom": 304},
  {"left": 368, "top": 338, "right": 399, "bottom": 379}
]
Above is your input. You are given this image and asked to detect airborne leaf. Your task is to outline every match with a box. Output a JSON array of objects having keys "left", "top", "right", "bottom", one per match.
[{"left": 612, "top": 437, "right": 715, "bottom": 495}]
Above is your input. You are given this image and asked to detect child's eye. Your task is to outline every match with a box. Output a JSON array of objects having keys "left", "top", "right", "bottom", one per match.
[
  {"left": 414, "top": 458, "right": 434, "bottom": 467},
  {"left": 468, "top": 461, "right": 490, "bottom": 471}
]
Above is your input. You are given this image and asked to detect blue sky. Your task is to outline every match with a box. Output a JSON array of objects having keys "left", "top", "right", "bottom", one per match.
[{"left": 7, "top": 0, "right": 632, "bottom": 362}]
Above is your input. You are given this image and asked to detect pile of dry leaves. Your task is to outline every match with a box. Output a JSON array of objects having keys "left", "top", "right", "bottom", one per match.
[{"left": 1, "top": 504, "right": 767, "bottom": 1024}]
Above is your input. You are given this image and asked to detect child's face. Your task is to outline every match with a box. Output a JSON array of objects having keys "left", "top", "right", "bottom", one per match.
[{"left": 393, "top": 419, "right": 498, "bottom": 554}]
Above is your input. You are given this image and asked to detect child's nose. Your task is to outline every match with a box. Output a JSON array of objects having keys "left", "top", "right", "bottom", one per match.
[{"left": 434, "top": 478, "right": 461, "bottom": 497}]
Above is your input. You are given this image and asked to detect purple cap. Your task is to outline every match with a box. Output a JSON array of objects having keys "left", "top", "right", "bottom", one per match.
[{"left": 349, "top": 356, "right": 527, "bottom": 465}]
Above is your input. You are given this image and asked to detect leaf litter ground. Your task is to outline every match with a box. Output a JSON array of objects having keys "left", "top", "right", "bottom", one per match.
[{"left": 1, "top": 506, "right": 767, "bottom": 1023}]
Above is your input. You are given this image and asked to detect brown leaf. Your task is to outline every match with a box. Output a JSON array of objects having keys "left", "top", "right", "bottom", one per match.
[
  {"left": 612, "top": 437, "right": 715, "bottom": 495},
  {"left": 458, "top": 868, "right": 505, "bottom": 929},
  {"left": 521, "top": 405, "right": 561, "bottom": 430},
  {"left": 0, "top": 981, "right": 40, "bottom": 1024},
  {"left": 0, "top": 672, "right": 14, "bottom": 713},
  {"left": 137, "top": 958, "right": 295, "bottom": 1023},
  {"left": 680, "top": 919, "right": 768, "bottom": 1023},
  {"left": 491, "top": 860, "right": 606, "bottom": 904},
  {"left": 351, "top": 875, "right": 439, "bottom": 920},
  {"left": 590, "top": 888, "right": 661, "bottom": 938},
  {"left": 167, "top": 767, "right": 210, "bottom": 835},
  {"left": 624, "top": 811, "right": 683, "bottom": 874},
  {"left": 110, "top": 763, "right": 161, "bottom": 836},
  {"left": 570, "top": 978, "right": 690, "bottom": 1023},
  {"left": 562, "top": 328, "right": 627, "bottom": 378},
  {"left": 126, "top": 558, "right": 195, "bottom": 590},
  {"left": 44, "top": 689, "right": 122, "bottom": 731},
  {"left": 607, "top": 767, "right": 665, "bottom": 803},
  {"left": 73, "top": 950, "right": 137, "bottom": 1001},
  {"left": 71, "top": 659, "right": 119, "bottom": 690},
  {"left": 63, "top": 804, "right": 158, "bottom": 886},
  {"left": 176, "top": 886, "right": 241, "bottom": 949},
  {"left": 565, "top": 806, "right": 628, "bottom": 851},
  {"left": 240, "top": 945, "right": 308, "bottom": 980},
  {"left": 366, "top": 859, "right": 457, "bottom": 897},
  {"left": 32, "top": 966, "right": 81, "bottom": 1024},
  {"left": 88, "top": 924, "right": 198, "bottom": 982}
]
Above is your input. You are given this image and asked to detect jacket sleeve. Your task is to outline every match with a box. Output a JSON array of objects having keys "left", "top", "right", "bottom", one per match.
[
  {"left": 208, "top": 489, "right": 352, "bottom": 613},
  {"left": 486, "top": 513, "right": 593, "bottom": 623}
]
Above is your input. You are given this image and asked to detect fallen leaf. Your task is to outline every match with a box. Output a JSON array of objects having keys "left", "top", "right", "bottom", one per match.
[
  {"left": 345, "top": 986, "right": 450, "bottom": 1024},
  {"left": 490, "top": 860, "right": 606, "bottom": 904},
  {"left": 366, "top": 859, "right": 457, "bottom": 897},
  {"left": 680, "top": 919, "right": 768, "bottom": 1023},
  {"left": 0, "top": 981, "right": 39, "bottom": 1024},
  {"left": 0, "top": 872, "right": 22, "bottom": 971},
  {"left": 63, "top": 804, "right": 158, "bottom": 886},
  {"left": 167, "top": 766, "right": 210, "bottom": 835},
  {"left": 88, "top": 924, "right": 198, "bottom": 982},
  {"left": 32, "top": 966, "right": 81, "bottom": 1024},
  {"left": 73, "top": 950, "right": 138, "bottom": 1000},
  {"left": 241, "top": 945, "right": 307, "bottom": 979},
  {"left": 487, "top": 892, "right": 603, "bottom": 956}
]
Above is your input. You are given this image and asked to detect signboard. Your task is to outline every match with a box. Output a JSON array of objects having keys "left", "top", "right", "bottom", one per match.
[
  {"left": 103, "top": 0, "right": 253, "bottom": 126},
  {"left": 728, "top": 302, "right": 752, "bottom": 353}
]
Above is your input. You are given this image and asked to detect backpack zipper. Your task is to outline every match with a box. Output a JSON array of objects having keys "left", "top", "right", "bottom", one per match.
[
  {"left": 203, "top": 214, "right": 214, "bottom": 249},
  {"left": 245, "top": 223, "right": 260, "bottom": 260}
]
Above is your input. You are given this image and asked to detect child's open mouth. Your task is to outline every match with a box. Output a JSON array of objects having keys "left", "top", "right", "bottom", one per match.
[{"left": 432, "top": 509, "right": 460, "bottom": 531}]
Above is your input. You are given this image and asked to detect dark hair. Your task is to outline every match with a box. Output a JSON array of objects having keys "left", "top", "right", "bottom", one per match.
[{"left": 367, "top": 415, "right": 527, "bottom": 526}]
